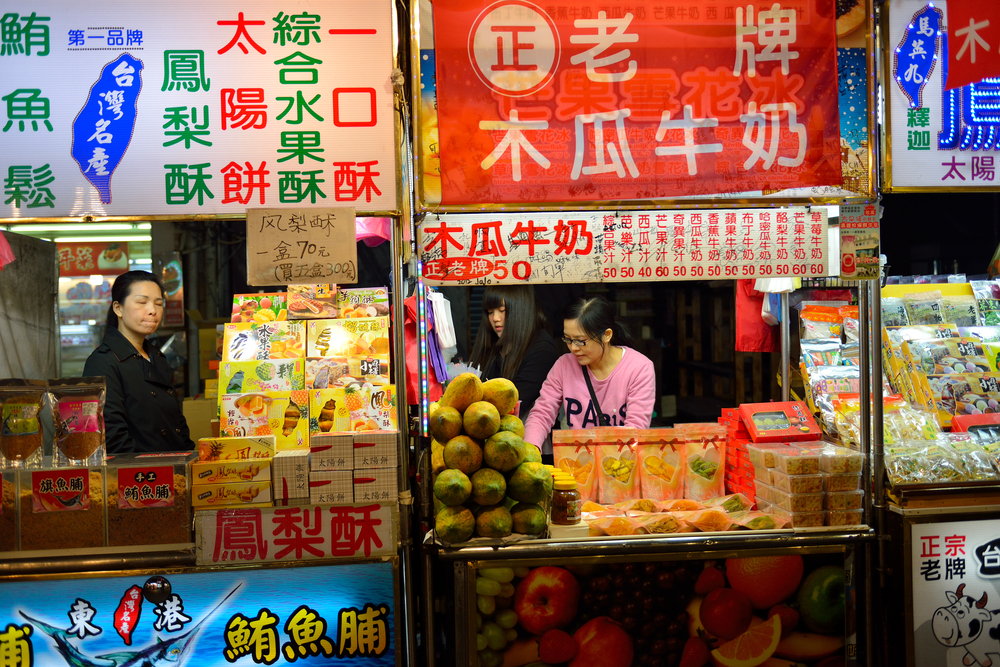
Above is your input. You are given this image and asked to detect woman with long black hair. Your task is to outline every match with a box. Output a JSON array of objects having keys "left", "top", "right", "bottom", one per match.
[
  {"left": 469, "top": 285, "right": 561, "bottom": 420},
  {"left": 523, "top": 295, "right": 656, "bottom": 450},
  {"left": 83, "top": 271, "right": 193, "bottom": 454}
]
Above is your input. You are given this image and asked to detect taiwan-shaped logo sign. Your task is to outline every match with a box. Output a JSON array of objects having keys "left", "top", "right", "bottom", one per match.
[
  {"left": 893, "top": 4, "right": 943, "bottom": 108},
  {"left": 71, "top": 53, "right": 144, "bottom": 204}
]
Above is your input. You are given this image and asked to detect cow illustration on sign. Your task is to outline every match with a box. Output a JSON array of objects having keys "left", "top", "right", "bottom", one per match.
[{"left": 932, "top": 583, "right": 1000, "bottom": 666}]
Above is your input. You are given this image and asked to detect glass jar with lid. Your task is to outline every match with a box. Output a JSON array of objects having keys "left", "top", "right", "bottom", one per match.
[{"left": 551, "top": 477, "right": 582, "bottom": 525}]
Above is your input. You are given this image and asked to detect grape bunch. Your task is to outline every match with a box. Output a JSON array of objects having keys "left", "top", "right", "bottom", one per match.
[
  {"left": 574, "top": 562, "right": 698, "bottom": 667},
  {"left": 474, "top": 566, "right": 530, "bottom": 667}
]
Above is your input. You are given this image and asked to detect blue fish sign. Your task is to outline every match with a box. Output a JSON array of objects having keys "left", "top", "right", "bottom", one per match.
[
  {"left": 893, "top": 4, "right": 943, "bottom": 108},
  {"left": 71, "top": 53, "right": 144, "bottom": 204}
]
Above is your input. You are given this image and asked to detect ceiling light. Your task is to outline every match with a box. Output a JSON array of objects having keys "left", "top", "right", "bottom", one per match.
[
  {"left": 53, "top": 235, "right": 152, "bottom": 243},
  {"left": 7, "top": 223, "right": 151, "bottom": 232}
]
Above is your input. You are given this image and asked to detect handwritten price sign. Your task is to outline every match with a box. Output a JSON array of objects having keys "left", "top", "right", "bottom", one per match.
[
  {"left": 247, "top": 207, "right": 358, "bottom": 286},
  {"left": 419, "top": 208, "right": 829, "bottom": 285}
]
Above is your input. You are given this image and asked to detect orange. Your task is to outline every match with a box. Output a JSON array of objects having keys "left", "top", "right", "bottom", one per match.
[
  {"left": 725, "top": 556, "right": 804, "bottom": 609},
  {"left": 711, "top": 614, "right": 781, "bottom": 667}
]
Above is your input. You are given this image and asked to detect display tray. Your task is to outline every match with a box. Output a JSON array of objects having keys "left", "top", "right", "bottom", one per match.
[{"left": 887, "top": 481, "right": 1000, "bottom": 509}]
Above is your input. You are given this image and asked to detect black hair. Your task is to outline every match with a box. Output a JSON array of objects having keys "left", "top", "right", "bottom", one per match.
[
  {"left": 469, "top": 285, "right": 547, "bottom": 380},
  {"left": 106, "top": 270, "right": 165, "bottom": 329},
  {"left": 562, "top": 296, "right": 634, "bottom": 349}
]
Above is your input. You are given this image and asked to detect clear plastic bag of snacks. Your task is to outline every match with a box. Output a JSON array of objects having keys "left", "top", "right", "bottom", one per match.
[
  {"left": 48, "top": 377, "right": 107, "bottom": 467},
  {"left": 657, "top": 498, "right": 704, "bottom": 511},
  {"left": 801, "top": 340, "right": 841, "bottom": 367},
  {"left": 596, "top": 428, "right": 639, "bottom": 505},
  {"left": 904, "top": 291, "right": 946, "bottom": 325},
  {"left": 882, "top": 298, "right": 910, "bottom": 327},
  {"left": 939, "top": 434, "right": 1000, "bottom": 481},
  {"left": 885, "top": 441, "right": 966, "bottom": 486},
  {"left": 631, "top": 512, "right": 686, "bottom": 534},
  {"left": 553, "top": 429, "right": 598, "bottom": 503},
  {"left": 585, "top": 512, "right": 639, "bottom": 536},
  {"left": 703, "top": 493, "right": 752, "bottom": 513},
  {"left": 682, "top": 428, "right": 725, "bottom": 502},
  {"left": 728, "top": 510, "right": 789, "bottom": 530},
  {"left": 636, "top": 429, "right": 685, "bottom": 500},
  {"left": 0, "top": 379, "right": 46, "bottom": 469},
  {"left": 839, "top": 306, "right": 860, "bottom": 343},
  {"left": 836, "top": 395, "right": 941, "bottom": 448},
  {"left": 971, "top": 281, "right": 1000, "bottom": 326},
  {"left": 800, "top": 305, "right": 843, "bottom": 340},
  {"left": 673, "top": 509, "right": 735, "bottom": 532},
  {"left": 614, "top": 498, "right": 658, "bottom": 513},
  {"left": 942, "top": 296, "right": 980, "bottom": 327}
]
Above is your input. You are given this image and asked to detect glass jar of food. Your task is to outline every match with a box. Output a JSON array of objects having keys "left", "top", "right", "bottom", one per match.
[{"left": 551, "top": 478, "right": 582, "bottom": 525}]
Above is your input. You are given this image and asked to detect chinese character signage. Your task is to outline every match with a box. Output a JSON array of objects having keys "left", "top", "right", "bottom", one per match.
[
  {"left": 116, "top": 465, "right": 174, "bottom": 509},
  {"left": 420, "top": 208, "right": 829, "bottom": 285},
  {"left": 839, "top": 202, "right": 879, "bottom": 280},
  {"left": 0, "top": 1, "right": 397, "bottom": 218},
  {"left": 195, "top": 504, "right": 395, "bottom": 565},
  {"left": 0, "top": 562, "right": 395, "bottom": 665},
  {"left": 910, "top": 518, "right": 1000, "bottom": 667},
  {"left": 887, "top": 0, "right": 1000, "bottom": 189},
  {"left": 57, "top": 242, "right": 129, "bottom": 277},
  {"left": 429, "top": 0, "right": 842, "bottom": 204},
  {"left": 246, "top": 207, "right": 358, "bottom": 286}
]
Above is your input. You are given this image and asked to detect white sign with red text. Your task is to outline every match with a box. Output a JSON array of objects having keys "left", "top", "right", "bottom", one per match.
[
  {"left": 910, "top": 518, "right": 1000, "bottom": 667},
  {"left": 839, "top": 202, "right": 880, "bottom": 280},
  {"left": 419, "top": 208, "right": 829, "bottom": 285},
  {"left": 195, "top": 503, "right": 395, "bottom": 566}
]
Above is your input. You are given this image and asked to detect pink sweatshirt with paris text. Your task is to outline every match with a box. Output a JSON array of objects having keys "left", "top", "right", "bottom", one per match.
[{"left": 523, "top": 347, "right": 656, "bottom": 448}]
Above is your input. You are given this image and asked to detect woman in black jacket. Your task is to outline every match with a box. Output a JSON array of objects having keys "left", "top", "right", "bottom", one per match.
[
  {"left": 469, "top": 285, "right": 560, "bottom": 420},
  {"left": 83, "top": 271, "right": 194, "bottom": 454}
]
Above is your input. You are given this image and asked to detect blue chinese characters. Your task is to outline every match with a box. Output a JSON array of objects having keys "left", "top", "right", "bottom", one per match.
[
  {"left": 71, "top": 53, "right": 143, "bottom": 204},
  {"left": 894, "top": 4, "right": 942, "bottom": 108}
]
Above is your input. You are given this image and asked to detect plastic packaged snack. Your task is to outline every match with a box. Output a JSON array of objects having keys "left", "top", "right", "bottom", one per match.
[
  {"left": 658, "top": 498, "right": 704, "bottom": 511},
  {"left": 751, "top": 462, "right": 773, "bottom": 485},
  {"left": 839, "top": 306, "right": 860, "bottom": 343},
  {"left": 800, "top": 305, "right": 843, "bottom": 340},
  {"left": 754, "top": 483, "right": 774, "bottom": 504},
  {"left": 826, "top": 509, "right": 864, "bottom": 526},
  {"left": 972, "top": 281, "right": 1000, "bottom": 326},
  {"left": 772, "top": 506, "right": 824, "bottom": 528},
  {"left": 728, "top": 510, "right": 788, "bottom": 530},
  {"left": 703, "top": 493, "right": 752, "bottom": 513},
  {"left": 631, "top": 512, "right": 685, "bottom": 534},
  {"left": 841, "top": 343, "right": 860, "bottom": 366},
  {"left": 636, "top": 429, "right": 685, "bottom": 501},
  {"left": 48, "top": 377, "right": 107, "bottom": 467},
  {"left": 826, "top": 490, "right": 864, "bottom": 510},
  {"left": 904, "top": 291, "right": 946, "bottom": 325},
  {"left": 942, "top": 296, "right": 980, "bottom": 327},
  {"left": 615, "top": 498, "right": 658, "bottom": 513},
  {"left": 553, "top": 430, "right": 598, "bottom": 503},
  {"left": 941, "top": 435, "right": 1000, "bottom": 481},
  {"left": 596, "top": 428, "right": 639, "bottom": 505},
  {"left": 881, "top": 298, "right": 910, "bottom": 327},
  {"left": 884, "top": 441, "right": 972, "bottom": 486},
  {"left": 770, "top": 470, "right": 824, "bottom": 494},
  {"left": 819, "top": 444, "right": 865, "bottom": 473},
  {"left": 683, "top": 432, "right": 725, "bottom": 502},
  {"left": 673, "top": 509, "right": 734, "bottom": 532},
  {"left": 771, "top": 446, "right": 821, "bottom": 475},
  {"left": 772, "top": 488, "right": 824, "bottom": 512},
  {"left": 746, "top": 443, "right": 790, "bottom": 468},
  {"left": 585, "top": 513, "right": 640, "bottom": 536},
  {"left": 823, "top": 472, "right": 862, "bottom": 491},
  {"left": 801, "top": 339, "right": 842, "bottom": 367},
  {"left": 808, "top": 366, "right": 861, "bottom": 410},
  {"left": 0, "top": 379, "right": 46, "bottom": 468}
]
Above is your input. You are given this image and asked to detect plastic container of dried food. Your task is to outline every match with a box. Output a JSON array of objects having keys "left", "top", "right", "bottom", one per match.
[
  {"left": 823, "top": 472, "right": 862, "bottom": 492},
  {"left": 825, "top": 490, "right": 864, "bottom": 511},
  {"left": 746, "top": 443, "right": 790, "bottom": 468},
  {"left": 826, "top": 509, "right": 864, "bottom": 526},
  {"left": 770, "top": 470, "right": 824, "bottom": 494},
  {"left": 19, "top": 464, "right": 105, "bottom": 550},
  {"left": 754, "top": 482, "right": 775, "bottom": 504},
  {"left": 772, "top": 488, "right": 824, "bottom": 512},
  {"left": 754, "top": 496, "right": 771, "bottom": 512},
  {"left": 771, "top": 447, "right": 821, "bottom": 475},
  {"left": 751, "top": 462, "right": 773, "bottom": 485},
  {"left": 0, "top": 470, "right": 17, "bottom": 551},
  {"left": 771, "top": 506, "right": 824, "bottom": 528},
  {"left": 819, "top": 445, "right": 864, "bottom": 473},
  {"left": 106, "top": 452, "right": 197, "bottom": 547}
]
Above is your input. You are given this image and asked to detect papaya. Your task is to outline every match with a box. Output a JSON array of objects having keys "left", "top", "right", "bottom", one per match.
[
  {"left": 484, "top": 431, "right": 526, "bottom": 472},
  {"left": 440, "top": 373, "right": 483, "bottom": 412},
  {"left": 481, "top": 378, "right": 519, "bottom": 415},
  {"left": 498, "top": 414, "right": 525, "bottom": 438},
  {"left": 429, "top": 406, "right": 463, "bottom": 443},
  {"left": 443, "top": 435, "right": 483, "bottom": 475},
  {"left": 464, "top": 401, "right": 501, "bottom": 440}
]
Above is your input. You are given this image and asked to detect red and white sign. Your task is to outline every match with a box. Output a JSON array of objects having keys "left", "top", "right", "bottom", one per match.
[
  {"left": 57, "top": 242, "right": 129, "bottom": 277},
  {"left": 116, "top": 466, "right": 175, "bottom": 510},
  {"left": 946, "top": 3, "right": 1000, "bottom": 90},
  {"left": 31, "top": 469, "right": 90, "bottom": 512},
  {"left": 432, "top": 0, "right": 841, "bottom": 203},
  {"left": 419, "top": 208, "right": 829, "bottom": 285},
  {"left": 195, "top": 503, "right": 395, "bottom": 565}
]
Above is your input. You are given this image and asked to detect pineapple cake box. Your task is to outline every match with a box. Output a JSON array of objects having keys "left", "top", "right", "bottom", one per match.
[
  {"left": 287, "top": 284, "right": 338, "bottom": 320},
  {"left": 197, "top": 436, "right": 275, "bottom": 461},
  {"left": 306, "top": 317, "right": 390, "bottom": 358},
  {"left": 218, "top": 359, "right": 305, "bottom": 396},
  {"left": 305, "top": 357, "right": 391, "bottom": 390},
  {"left": 222, "top": 321, "right": 306, "bottom": 361},
  {"left": 337, "top": 287, "right": 390, "bottom": 318},
  {"left": 309, "top": 383, "right": 397, "bottom": 434},
  {"left": 220, "top": 390, "right": 310, "bottom": 450}
]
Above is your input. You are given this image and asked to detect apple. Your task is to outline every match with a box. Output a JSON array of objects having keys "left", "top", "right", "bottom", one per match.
[
  {"left": 513, "top": 566, "right": 580, "bottom": 636},
  {"left": 569, "top": 616, "right": 633, "bottom": 667},
  {"left": 796, "top": 566, "right": 845, "bottom": 634}
]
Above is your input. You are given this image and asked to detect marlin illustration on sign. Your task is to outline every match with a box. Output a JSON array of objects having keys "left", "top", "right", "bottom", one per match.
[{"left": 20, "top": 584, "right": 241, "bottom": 667}]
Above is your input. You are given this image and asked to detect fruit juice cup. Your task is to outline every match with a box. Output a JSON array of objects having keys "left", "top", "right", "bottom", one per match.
[
  {"left": 683, "top": 433, "right": 725, "bottom": 502},
  {"left": 553, "top": 430, "right": 598, "bottom": 503},
  {"left": 636, "top": 428, "right": 685, "bottom": 501},
  {"left": 595, "top": 428, "right": 639, "bottom": 505}
]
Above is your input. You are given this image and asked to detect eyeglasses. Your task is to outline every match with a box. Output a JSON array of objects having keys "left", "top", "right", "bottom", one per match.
[{"left": 561, "top": 336, "right": 589, "bottom": 348}]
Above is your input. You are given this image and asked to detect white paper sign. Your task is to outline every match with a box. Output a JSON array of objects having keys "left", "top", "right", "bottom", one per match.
[
  {"left": 419, "top": 208, "right": 829, "bottom": 285},
  {"left": 0, "top": 1, "right": 397, "bottom": 218},
  {"left": 911, "top": 518, "right": 1000, "bottom": 667}
]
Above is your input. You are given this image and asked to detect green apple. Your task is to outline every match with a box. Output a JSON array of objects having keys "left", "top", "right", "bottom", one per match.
[{"left": 796, "top": 566, "right": 845, "bottom": 634}]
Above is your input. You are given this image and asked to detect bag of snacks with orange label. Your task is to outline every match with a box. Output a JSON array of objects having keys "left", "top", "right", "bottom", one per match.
[
  {"left": 0, "top": 379, "right": 46, "bottom": 469},
  {"left": 48, "top": 377, "right": 107, "bottom": 467},
  {"left": 637, "top": 428, "right": 685, "bottom": 500},
  {"left": 596, "top": 427, "right": 639, "bottom": 505},
  {"left": 553, "top": 429, "right": 598, "bottom": 502},
  {"left": 585, "top": 511, "right": 639, "bottom": 536},
  {"left": 674, "top": 509, "right": 735, "bottom": 533},
  {"left": 657, "top": 498, "right": 704, "bottom": 511},
  {"left": 676, "top": 424, "right": 726, "bottom": 502}
]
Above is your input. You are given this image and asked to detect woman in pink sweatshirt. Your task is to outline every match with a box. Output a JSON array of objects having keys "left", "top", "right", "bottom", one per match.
[{"left": 523, "top": 296, "right": 656, "bottom": 452}]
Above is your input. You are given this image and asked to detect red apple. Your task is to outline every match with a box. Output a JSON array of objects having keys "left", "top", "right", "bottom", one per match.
[
  {"left": 513, "top": 566, "right": 581, "bottom": 635},
  {"left": 569, "top": 616, "right": 634, "bottom": 667}
]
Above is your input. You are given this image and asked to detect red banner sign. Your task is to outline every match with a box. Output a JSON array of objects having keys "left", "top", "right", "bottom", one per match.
[
  {"left": 31, "top": 470, "right": 90, "bottom": 512},
  {"left": 946, "top": 3, "right": 1000, "bottom": 90},
  {"left": 57, "top": 242, "right": 129, "bottom": 277},
  {"left": 432, "top": 0, "right": 841, "bottom": 203},
  {"left": 116, "top": 466, "right": 175, "bottom": 510}
]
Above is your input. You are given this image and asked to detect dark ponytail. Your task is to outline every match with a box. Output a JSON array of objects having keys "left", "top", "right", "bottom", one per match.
[
  {"left": 563, "top": 296, "right": 634, "bottom": 349},
  {"left": 106, "top": 271, "right": 164, "bottom": 329}
]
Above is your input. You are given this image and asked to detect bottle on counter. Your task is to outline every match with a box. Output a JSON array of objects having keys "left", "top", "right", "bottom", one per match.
[{"left": 551, "top": 477, "right": 582, "bottom": 525}]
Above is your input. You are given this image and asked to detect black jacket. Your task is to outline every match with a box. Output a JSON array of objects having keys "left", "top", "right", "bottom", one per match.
[
  {"left": 486, "top": 330, "right": 561, "bottom": 419},
  {"left": 83, "top": 327, "right": 194, "bottom": 454}
]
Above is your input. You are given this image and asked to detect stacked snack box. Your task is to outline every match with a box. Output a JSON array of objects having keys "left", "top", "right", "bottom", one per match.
[
  {"left": 719, "top": 407, "right": 754, "bottom": 498},
  {"left": 192, "top": 436, "right": 275, "bottom": 508},
  {"left": 307, "top": 431, "right": 398, "bottom": 505}
]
